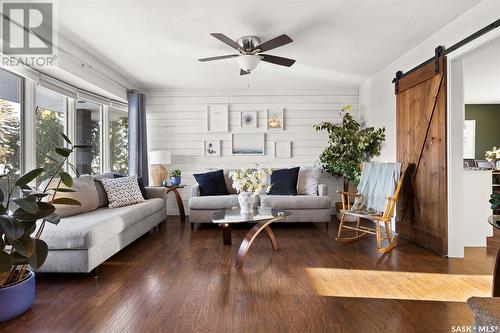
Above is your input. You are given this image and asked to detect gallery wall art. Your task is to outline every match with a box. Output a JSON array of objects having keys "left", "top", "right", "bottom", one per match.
[
  {"left": 241, "top": 111, "right": 257, "bottom": 128},
  {"left": 206, "top": 104, "right": 229, "bottom": 132},
  {"left": 204, "top": 140, "right": 221, "bottom": 157},
  {"left": 274, "top": 141, "right": 292, "bottom": 158},
  {"left": 232, "top": 133, "right": 265, "bottom": 155},
  {"left": 267, "top": 108, "right": 284, "bottom": 130},
  {"left": 463, "top": 120, "right": 475, "bottom": 159},
  {"left": 203, "top": 105, "right": 292, "bottom": 158}
]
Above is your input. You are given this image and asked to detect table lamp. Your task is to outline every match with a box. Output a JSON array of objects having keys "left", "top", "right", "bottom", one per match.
[{"left": 149, "top": 150, "right": 171, "bottom": 186}]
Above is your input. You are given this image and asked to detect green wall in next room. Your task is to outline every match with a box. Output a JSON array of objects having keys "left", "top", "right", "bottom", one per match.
[{"left": 465, "top": 104, "right": 500, "bottom": 159}]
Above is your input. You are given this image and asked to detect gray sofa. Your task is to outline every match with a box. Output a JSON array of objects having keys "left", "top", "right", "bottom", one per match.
[
  {"left": 188, "top": 169, "right": 331, "bottom": 226},
  {"left": 36, "top": 185, "right": 167, "bottom": 273}
]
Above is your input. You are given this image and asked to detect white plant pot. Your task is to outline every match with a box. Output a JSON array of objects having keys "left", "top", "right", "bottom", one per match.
[{"left": 238, "top": 191, "right": 254, "bottom": 216}]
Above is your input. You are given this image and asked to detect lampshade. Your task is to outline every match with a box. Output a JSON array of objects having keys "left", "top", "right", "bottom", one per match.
[
  {"left": 149, "top": 150, "right": 171, "bottom": 165},
  {"left": 237, "top": 55, "right": 261, "bottom": 73}
]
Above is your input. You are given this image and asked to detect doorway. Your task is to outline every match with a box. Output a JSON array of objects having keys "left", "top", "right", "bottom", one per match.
[{"left": 447, "top": 32, "right": 500, "bottom": 257}]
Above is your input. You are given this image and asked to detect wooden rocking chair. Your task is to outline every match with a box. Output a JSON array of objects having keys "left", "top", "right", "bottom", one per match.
[{"left": 336, "top": 163, "right": 407, "bottom": 253}]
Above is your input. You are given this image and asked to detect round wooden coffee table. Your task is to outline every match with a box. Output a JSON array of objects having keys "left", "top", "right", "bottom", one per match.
[{"left": 212, "top": 207, "right": 291, "bottom": 269}]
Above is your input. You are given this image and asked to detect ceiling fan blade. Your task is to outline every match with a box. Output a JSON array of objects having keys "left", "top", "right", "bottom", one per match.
[
  {"left": 210, "top": 33, "right": 242, "bottom": 50},
  {"left": 198, "top": 54, "right": 239, "bottom": 62},
  {"left": 240, "top": 69, "right": 250, "bottom": 76},
  {"left": 260, "top": 54, "right": 296, "bottom": 67},
  {"left": 254, "top": 34, "right": 293, "bottom": 52}
]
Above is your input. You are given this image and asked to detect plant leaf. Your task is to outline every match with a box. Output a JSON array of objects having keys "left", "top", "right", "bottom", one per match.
[
  {"left": 49, "top": 188, "right": 77, "bottom": 192},
  {"left": 60, "top": 132, "right": 72, "bottom": 145},
  {"left": 13, "top": 197, "right": 39, "bottom": 214},
  {"left": 13, "top": 202, "right": 55, "bottom": 220},
  {"left": 55, "top": 147, "right": 71, "bottom": 157},
  {"left": 73, "top": 144, "right": 92, "bottom": 149},
  {"left": 22, "top": 220, "right": 37, "bottom": 235},
  {"left": 0, "top": 251, "right": 12, "bottom": 273},
  {"left": 28, "top": 239, "right": 48, "bottom": 269},
  {"left": 11, "top": 234, "right": 34, "bottom": 257},
  {"left": 53, "top": 198, "right": 81, "bottom": 206},
  {"left": 44, "top": 213, "right": 61, "bottom": 225},
  {"left": 21, "top": 190, "right": 49, "bottom": 199},
  {"left": 15, "top": 168, "right": 44, "bottom": 187},
  {"left": 10, "top": 252, "right": 28, "bottom": 265},
  {"left": 67, "top": 162, "right": 80, "bottom": 178},
  {"left": 45, "top": 154, "right": 60, "bottom": 164},
  {"left": 0, "top": 215, "right": 24, "bottom": 239},
  {"left": 59, "top": 171, "right": 73, "bottom": 187}
]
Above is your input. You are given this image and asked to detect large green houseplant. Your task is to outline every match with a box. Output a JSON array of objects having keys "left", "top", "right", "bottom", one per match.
[
  {"left": 314, "top": 105, "right": 386, "bottom": 192},
  {"left": 0, "top": 133, "right": 89, "bottom": 322}
]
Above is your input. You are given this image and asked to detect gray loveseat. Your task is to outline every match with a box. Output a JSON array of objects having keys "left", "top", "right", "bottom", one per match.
[
  {"left": 188, "top": 168, "right": 331, "bottom": 226},
  {"left": 36, "top": 175, "right": 167, "bottom": 273}
]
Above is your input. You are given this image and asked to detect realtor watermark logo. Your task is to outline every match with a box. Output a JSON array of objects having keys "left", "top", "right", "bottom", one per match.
[
  {"left": 451, "top": 325, "right": 500, "bottom": 332},
  {"left": 1, "top": 1, "right": 57, "bottom": 67}
]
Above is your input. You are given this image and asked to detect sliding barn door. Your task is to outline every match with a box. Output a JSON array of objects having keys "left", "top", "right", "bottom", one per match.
[{"left": 396, "top": 56, "right": 447, "bottom": 255}]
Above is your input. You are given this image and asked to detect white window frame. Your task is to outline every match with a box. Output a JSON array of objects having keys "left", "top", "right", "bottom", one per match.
[{"left": 1, "top": 71, "right": 127, "bottom": 178}]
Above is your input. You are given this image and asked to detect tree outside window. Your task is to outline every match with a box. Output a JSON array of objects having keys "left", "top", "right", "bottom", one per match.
[{"left": 109, "top": 109, "right": 128, "bottom": 175}]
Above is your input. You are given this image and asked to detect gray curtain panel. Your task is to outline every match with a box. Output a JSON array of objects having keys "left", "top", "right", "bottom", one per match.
[{"left": 128, "top": 90, "right": 149, "bottom": 186}]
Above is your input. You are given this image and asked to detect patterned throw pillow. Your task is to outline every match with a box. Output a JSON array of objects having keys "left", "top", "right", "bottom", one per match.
[{"left": 100, "top": 176, "right": 145, "bottom": 208}]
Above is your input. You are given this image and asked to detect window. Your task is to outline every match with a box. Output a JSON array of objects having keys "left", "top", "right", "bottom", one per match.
[
  {"left": 1, "top": 68, "right": 128, "bottom": 184},
  {"left": 0, "top": 68, "right": 23, "bottom": 198},
  {"left": 75, "top": 100, "right": 102, "bottom": 175},
  {"left": 35, "top": 85, "right": 67, "bottom": 180},
  {"left": 109, "top": 108, "right": 128, "bottom": 175}
]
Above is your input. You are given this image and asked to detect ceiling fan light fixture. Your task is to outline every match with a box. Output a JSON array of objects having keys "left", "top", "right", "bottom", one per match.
[{"left": 237, "top": 55, "right": 261, "bottom": 73}]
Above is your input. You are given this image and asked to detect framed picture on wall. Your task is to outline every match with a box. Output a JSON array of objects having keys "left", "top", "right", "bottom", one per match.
[
  {"left": 204, "top": 140, "right": 221, "bottom": 157},
  {"left": 206, "top": 105, "right": 228, "bottom": 132},
  {"left": 241, "top": 111, "right": 258, "bottom": 128},
  {"left": 274, "top": 141, "right": 291, "bottom": 158},
  {"left": 267, "top": 108, "right": 284, "bottom": 130},
  {"left": 463, "top": 120, "right": 475, "bottom": 159},
  {"left": 232, "top": 133, "right": 265, "bottom": 155}
]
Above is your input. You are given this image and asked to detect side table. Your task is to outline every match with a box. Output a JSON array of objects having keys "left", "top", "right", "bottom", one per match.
[{"left": 162, "top": 185, "right": 186, "bottom": 222}]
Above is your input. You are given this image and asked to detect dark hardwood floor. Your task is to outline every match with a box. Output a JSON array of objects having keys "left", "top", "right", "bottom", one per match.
[{"left": 1, "top": 217, "right": 495, "bottom": 333}]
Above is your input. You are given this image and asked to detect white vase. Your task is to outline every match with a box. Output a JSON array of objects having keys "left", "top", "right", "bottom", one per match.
[
  {"left": 238, "top": 191, "right": 254, "bottom": 216},
  {"left": 496, "top": 160, "right": 500, "bottom": 170}
]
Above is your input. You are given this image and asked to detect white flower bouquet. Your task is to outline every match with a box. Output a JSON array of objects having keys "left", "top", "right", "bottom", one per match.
[
  {"left": 229, "top": 165, "right": 272, "bottom": 196},
  {"left": 485, "top": 146, "right": 500, "bottom": 162}
]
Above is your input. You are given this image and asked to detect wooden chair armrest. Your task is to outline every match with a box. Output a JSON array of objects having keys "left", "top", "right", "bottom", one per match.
[
  {"left": 336, "top": 190, "right": 357, "bottom": 197},
  {"left": 336, "top": 190, "right": 357, "bottom": 210}
]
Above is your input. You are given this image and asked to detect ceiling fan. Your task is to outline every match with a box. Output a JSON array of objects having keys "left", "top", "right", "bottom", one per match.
[{"left": 198, "top": 33, "right": 295, "bottom": 75}]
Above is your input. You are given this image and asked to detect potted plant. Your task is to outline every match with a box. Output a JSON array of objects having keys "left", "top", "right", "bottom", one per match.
[
  {"left": 170, "top": 169, "right": 182, "bottom": 187},
  {"left": 0, "top": 133, "right": 89, "bottom": 322},
  {"left": 491, "top": 193, "right": 500, "bottom": 214},
  {"left": 314, "top": 105, "right": 385, "bottom": 215}
]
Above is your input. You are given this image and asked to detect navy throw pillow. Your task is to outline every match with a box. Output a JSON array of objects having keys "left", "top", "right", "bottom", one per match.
[
  {"left": 268, "top": 167, "right": 300, "bottom": 196},
  {"left": 193, "top": 170, "right": 229, "bottom": 196},
  {"left": 113, "top": 174, "right": 147, "bottom": 199}
]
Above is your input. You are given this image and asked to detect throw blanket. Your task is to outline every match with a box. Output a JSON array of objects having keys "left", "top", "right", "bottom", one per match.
[{"left": 351, "top": 162, "right": 401, "bottom": 215}]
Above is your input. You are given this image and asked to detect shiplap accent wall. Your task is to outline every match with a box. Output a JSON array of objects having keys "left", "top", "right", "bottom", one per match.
[{"left": 145, "top": 88, "right": 359, "bottom": 215}]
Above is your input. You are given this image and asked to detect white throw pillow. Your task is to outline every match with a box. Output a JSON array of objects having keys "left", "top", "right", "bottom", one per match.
[
  {"left": 40, "top": 175, "right": 99, "bottom": 217},
  {"left": 100, "top": 176, "right": 145, "bottom": 208},
  {"left": 297, "top": 166, "right": 321, "bottom": 195}
]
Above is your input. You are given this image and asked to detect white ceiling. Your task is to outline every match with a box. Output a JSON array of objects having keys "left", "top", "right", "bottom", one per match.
[
  {"left": 463, "top": 36, "right": 500, "bottom": 104},
  {"left": 55, "top": 0, "right": 480, "bottom": 89}
]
